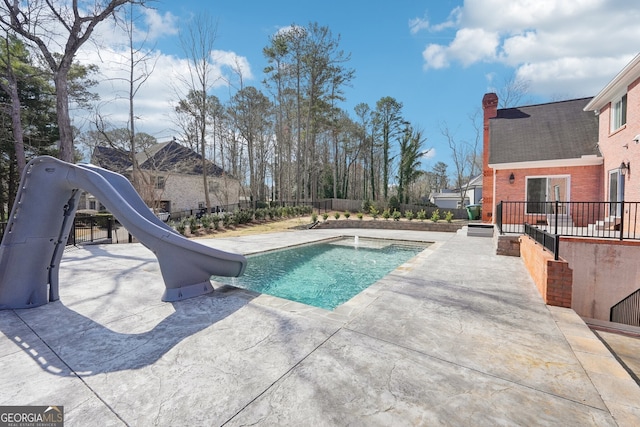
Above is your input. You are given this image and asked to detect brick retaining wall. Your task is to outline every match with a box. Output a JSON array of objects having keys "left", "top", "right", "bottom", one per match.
[{"left": 519, "top": 235, "right": 572, "bottom": 308}]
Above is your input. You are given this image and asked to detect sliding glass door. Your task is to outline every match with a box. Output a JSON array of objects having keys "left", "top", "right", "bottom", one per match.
[{"left": 526, "top": 176, "right": 569, "bottom": 214}]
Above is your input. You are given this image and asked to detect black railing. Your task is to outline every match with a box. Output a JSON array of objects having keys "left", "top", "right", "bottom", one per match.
[
  {"left": 610, "top": 289, "right": 640, "bottom": 327},
  {"left": 497, "top": 201, "right": 640, "bottom": 241},
  {"left": 69, "top": 215, "right": 115, "bottom": 245},
  {"left": 524, "top": 223, "right": 560, "bottom": 260},
  {"left": 1, "top": 216, "right": 114, "bottom": 246}
]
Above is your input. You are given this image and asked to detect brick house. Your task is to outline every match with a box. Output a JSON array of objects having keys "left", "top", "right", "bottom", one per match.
[
  {"left": 481, "top": 94, "right": 602, "bottom": 226},
  {"left": 90, "top": 140, "right": 241, "bottom": 214},
  {"left": 584, "top": 53, "right": 640, "bottom": 216},
  {"left": 486, "top": 53, "right": 640, "bottom": 323}
]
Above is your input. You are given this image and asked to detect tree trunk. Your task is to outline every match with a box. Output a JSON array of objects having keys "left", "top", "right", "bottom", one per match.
[
  {"left": 7, "top": 80, "right": 26, "bottom": 175},
  {"left": 54, "top": 70, "right": 74, "bottom": 163}
]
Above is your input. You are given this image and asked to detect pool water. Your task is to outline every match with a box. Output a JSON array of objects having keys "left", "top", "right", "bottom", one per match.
[{"left": 214, "top": 237, "right": 429, "bottom": 310}]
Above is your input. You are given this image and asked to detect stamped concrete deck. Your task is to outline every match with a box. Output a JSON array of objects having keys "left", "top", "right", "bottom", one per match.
[{"left": 1, "top": 227, "right": 639, "bottom": 426}]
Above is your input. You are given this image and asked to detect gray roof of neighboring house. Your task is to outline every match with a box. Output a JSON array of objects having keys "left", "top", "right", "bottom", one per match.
[
  {"left": 489, "top": 97, "right": 600, "bottom": 165},
  {"left": 92, "top": 140, "right": 227, "bottom": 177}
]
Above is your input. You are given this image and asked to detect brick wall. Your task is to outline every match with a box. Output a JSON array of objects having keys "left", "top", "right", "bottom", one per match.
[
  {"left": 495, "top": 234, "right": 520, "bottom": 257},
  {"left": 519, "top": 235, "right": 572, "bottom": 308},
  {"left": 597, "top": 75, "right": 640, "bottom": 203},
  {"left": 495, "top": 164, "right": 603, "bottom": 226},
  {"left": 482, "top": 93, "right": 498, "bottom": 223}
]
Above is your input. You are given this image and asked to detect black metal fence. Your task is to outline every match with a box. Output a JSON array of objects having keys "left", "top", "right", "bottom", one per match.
[
  {"left": 1, "top": 216, "right": 115, "bottom": 246},
  {"left": 610, "top": 289, "right": 640, "bottom": 327},
  {"left": 69, "top": 215, "right": 116, "bottom": 245},
  {"left": 497, "top": 201, "right": 640, "bottom": 241},
  {"left": 524, "top": 223, "right": 560, "bottom": 260}
]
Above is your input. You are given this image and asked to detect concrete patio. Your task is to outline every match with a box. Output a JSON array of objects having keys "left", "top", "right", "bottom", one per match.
[{"left": 1, "top": 227, "right": 639, "bottom": 426}]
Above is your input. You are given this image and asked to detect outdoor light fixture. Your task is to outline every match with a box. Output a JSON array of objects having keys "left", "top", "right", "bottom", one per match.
[
  {"left": 508, "top": 172, "right": 515, "bottom": 184},
  {"left": 620, "top": 161, "right": 630, "bottom": 176}
]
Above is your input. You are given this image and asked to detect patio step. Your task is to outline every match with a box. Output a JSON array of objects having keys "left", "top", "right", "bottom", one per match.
[
  {"left": 547, "top": 214, "right": 574, "bottom": 228},
  {"left": 594, "top": 216, "right": 621, "bottom": 231},
  {"left": 467, "top": 223, "right": 494, "bottom": 237}
]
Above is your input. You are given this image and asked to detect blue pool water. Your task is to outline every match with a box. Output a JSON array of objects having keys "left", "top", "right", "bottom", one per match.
[{"left": 214, "top": 237, "right": 428, "bottom": 310}]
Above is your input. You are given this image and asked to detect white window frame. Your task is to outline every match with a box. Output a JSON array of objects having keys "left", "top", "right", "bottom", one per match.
[{"left": 610, "top": 93, "right": 627, "bottom": 132}]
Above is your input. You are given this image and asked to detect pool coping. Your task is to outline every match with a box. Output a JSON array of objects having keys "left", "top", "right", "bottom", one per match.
[{"left": 214, "top": 238, "right": 445, "bottom": 326}]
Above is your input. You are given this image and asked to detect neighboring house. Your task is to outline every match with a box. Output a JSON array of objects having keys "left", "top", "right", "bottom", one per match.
[
  {"left": 481, "top": 94, "right": 602, "bottom": 224},
  {"left": 584, "top": 53, "right": 640, "bottom": 216},
  {"left": 430, "top": 190, "right": 469, "bottom": 209},
  {"left": 462, "top": 174, "right": 483, "bottom": 205},
  {"left": 89, "top": 140, "right": 240, "bottom": 214}
]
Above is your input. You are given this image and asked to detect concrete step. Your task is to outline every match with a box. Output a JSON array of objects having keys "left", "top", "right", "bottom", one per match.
[{"left": 547, "top": 215, "right": 574, "bottom": 227}]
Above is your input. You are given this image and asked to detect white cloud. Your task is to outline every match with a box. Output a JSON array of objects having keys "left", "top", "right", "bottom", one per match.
[
  {"left": 419, "top": 0, "right": 640, "bottom": 97},
  {"left": 423, "top": 28, "right": 498, "bottom": 69},
  {"left": 409, "top": 16, "right": 430, "bottom": 35},
  {"left": 448, "top": 28, "right": 499, "bottom": 66},
  {"left": 211, "top": 50, "right": 254, "bottom": 84},
  {"left": 421, "top": 148, "right": 436, "bottom": 160},
  {"left": 410, "top": 8, "right": 461, "bottom": 34},
  {"left": 422, "top": 44, "right": 449, "bottom": 70},
  {"left": 142, "top": 9, "right": 179, "bottom": 41},
  {"left": 74, "top": 45, "right": 253, "bottom": 140}
]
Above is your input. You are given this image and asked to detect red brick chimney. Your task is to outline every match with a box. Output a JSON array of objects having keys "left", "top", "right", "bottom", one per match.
[{"left": 482, "top": 93, "right": 498, "bottom": 222}]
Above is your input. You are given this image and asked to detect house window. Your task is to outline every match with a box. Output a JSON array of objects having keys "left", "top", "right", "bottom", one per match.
[
  {"left": 525, "top": 176, "right": 569, "bottom": 214},
  {"left": 155, "top": 176, "right": 165, "bottom": 190},
  {"left": 208, "top": 180, "right": 220, "bottom": 194},
  {"left": 610, "top": 93, "right": 627, "bottom": 132}
]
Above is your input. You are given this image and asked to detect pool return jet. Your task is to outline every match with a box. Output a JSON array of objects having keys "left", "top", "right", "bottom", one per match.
[{"left": 0, "top": 156, "right": 247, "bottom": 309}]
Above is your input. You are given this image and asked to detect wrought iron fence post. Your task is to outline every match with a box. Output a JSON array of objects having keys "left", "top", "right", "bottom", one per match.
[
  {"left": 554, "top": 200, "right": 559, "bottom": 235},
  {"left": 554, "top": 234, "right": 560, "bottom": 261},
  {"left": 107, "top": 217, "right": 113, "bottom": 240},
  {"left": 620, "top": 201, "right": 625, "bottom": 241}
]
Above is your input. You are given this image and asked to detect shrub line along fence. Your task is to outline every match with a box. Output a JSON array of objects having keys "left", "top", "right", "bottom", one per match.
[
  {"left": 497, "top": 200, "right": 640, "bottom": 259},
  {"left": 169, "top": 199, "right": 468, "bottom": 222},
  {"left": 0, "top": 199, "right": 470, "bottom": 246}
]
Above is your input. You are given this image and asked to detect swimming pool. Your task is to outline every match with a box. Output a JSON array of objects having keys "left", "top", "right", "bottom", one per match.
[{"left": 213, "top": 237, "right": 429, "bottom": 310}]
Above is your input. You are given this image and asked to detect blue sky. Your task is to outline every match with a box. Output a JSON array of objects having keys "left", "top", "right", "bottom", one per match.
[{"left": 77, "top": 0, "right": 640, "bottom": 170}]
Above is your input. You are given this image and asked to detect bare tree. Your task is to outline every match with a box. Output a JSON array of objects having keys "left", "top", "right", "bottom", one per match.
[
  {"left": 0, "top": 0, "right": 146, "bottom": 162},
  {"left": 227, "top": 86, "right": 273, "bottom": 206},
  {"left": 440, "top": 112, "right": 481, "bottom": 208},
  {"left": 91, "top": 3, "right": 158, "bottom": 192},
  {"left": 496, "top": 72, "right": 531, "bottom": 108},
  {"left": 176, "top": 12, "right": 219, "bottom": 213}
]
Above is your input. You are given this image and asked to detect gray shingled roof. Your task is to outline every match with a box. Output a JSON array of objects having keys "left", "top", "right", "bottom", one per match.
[
  {"left": 92, "top": 140, "right": 227, "bottom": 177},
  {"left": 488, "top": 97, "right": 600, "bottom": 165}
]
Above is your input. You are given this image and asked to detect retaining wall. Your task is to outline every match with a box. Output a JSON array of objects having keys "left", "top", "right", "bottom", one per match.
[{"left": 519, "top": 235, "right": 573, "bottom": 308}]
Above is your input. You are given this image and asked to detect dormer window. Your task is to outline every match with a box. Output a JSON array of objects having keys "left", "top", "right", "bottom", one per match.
[{"left": 610, "top": 93, "right": 627, "bottom": 132}]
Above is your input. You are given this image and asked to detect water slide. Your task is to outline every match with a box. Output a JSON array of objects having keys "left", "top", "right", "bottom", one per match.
[{"left": 0, "top": 156, "right": 247, "bottom": 309}]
